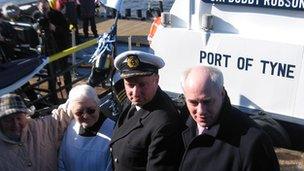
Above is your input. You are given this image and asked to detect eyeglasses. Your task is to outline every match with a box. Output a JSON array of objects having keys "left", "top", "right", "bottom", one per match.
[{"left": 74, "top": 108, "right": 96, "bottom": 116}]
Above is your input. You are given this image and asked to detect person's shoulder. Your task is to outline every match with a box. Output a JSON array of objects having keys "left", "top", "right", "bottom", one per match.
[
  {"left": 100, "top": 118, "right": 115, "bottom": 138},
  {"left": 26, "top": 115, "right": 53, "bottom": 134},
  {"left": 149, "top": 103, "right": 179, "bottom": 120},
  {"left": 221, "top": 106, "right": 264, "bottom": 140},
  {"left": 68, "top": 119, "right": 77, "bottom": 128},
  {"left": 148, "top": 90, "right": 182, "bottom": 120},
  {"left": 229, "top": 107, "right": 259, "bottom": 128},
  {"left": 230, "top": 109, "right": 270, "bottom": 144},
  {"left": 218, "top": 106, "right": 275, "bottom": 153},
  {"left": 238, "top": 124, "right": 275, "bottom": 158},
  {"left": 104, "top": 117, "right": 115, "bottom": 128},
  {"left": 148, "top": 107, "right": 182, "bottom": 130},
  {"left": 155, "top": 89, "right": 178, "bottom": 110}
]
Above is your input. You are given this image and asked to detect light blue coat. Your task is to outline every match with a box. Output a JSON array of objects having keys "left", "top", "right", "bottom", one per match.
[{"left": 58, "top": 118, "right": 115, "bottom": 171}]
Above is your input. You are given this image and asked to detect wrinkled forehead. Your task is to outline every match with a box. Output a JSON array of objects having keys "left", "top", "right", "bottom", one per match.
[
  {"left": 185, "top": 72, "right": 212, "bottom": 89},
  {"left": 69, "top": 98, "right": 97, "bottom": 108},
  {"left": 124, "top": 74, "right": 157, "bottom": 83},
  {"left": 184, "top": 78, "right": 220, "bottom": 100}
]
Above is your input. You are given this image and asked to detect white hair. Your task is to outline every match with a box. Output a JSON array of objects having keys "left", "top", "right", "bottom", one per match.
[
  {"left": 181, "top": 65, "right": 224, "bottom": 91},
  {"left": 67, "top": 84, "right": 100, "bottom": 109}
]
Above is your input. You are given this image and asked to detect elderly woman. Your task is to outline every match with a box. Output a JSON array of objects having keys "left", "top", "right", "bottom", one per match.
[
  {"left": 58, "top": 84, "right": 115, "bottom": 171},
  {"left": 0, "top": 93, "right": 72, "bottom": 170}
]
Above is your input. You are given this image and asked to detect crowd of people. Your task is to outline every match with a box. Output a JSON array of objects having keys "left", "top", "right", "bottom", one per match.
[
  {"left": 0, "top": 0, "right": 103, "bottom": 106},
  {"left": 0, "top": 0, "right": 102, "bottom": 60},
  {"left": 0, "top": 48, "right": 280, "bottom": 170}
]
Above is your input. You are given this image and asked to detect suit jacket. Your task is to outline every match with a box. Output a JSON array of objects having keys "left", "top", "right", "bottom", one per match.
[
  {"left": 179, "top": 95, "right": 280, "bottom": 171},
  {"left": 110, "top": 88, "right": 184, "bottom": 171}
]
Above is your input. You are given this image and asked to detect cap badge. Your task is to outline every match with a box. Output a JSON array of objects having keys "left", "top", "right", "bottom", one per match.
[{"left": 127, "top": 55, "right": 139, "bottom": 68}]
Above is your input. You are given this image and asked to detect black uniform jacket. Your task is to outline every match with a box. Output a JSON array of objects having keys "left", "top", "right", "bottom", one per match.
[
  {"left": 179, "top": 95, "right": 280, "bottom": 171},
  {"left": 110, "top": 88, "right": 184, "bottom": 171}
]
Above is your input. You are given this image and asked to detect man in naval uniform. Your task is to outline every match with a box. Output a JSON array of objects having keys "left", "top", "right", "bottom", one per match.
[{"left": 110, "top": 50, "right": 184, "bottom": 171}]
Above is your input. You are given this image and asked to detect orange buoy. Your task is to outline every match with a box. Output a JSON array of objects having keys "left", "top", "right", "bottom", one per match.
[{"left": 147, "top": 17, "right": 161, "bottom": 44}]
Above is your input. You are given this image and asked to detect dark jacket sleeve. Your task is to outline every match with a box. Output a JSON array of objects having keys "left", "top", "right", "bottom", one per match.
[{"left": 147, "top": 121, "right": 184, "bottom": 171}]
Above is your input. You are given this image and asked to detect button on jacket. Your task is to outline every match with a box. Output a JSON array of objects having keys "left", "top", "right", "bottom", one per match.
[{"left": 110, "top": 88, "right": 184, "bottom": 171}]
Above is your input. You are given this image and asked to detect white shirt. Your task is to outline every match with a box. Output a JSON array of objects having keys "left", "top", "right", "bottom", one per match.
[
  {"left": 135, "top": 105, "right": 141, "bottom": 111},
  {"left": 197, "top": 124, "right": 208, "bottom": 135}
]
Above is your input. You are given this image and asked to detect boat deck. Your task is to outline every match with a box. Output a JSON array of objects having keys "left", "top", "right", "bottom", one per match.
[{"left": 83, "top": 18, "right": 151, "bottom": 46}]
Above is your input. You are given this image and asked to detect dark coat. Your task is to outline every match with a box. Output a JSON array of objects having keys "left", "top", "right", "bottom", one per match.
[
  {"left": 46, "top": 9, "right": 70, "bottom": 51},
  {"left": 179, "top": 95, "right": 280, "bottom": 171},
  {"left": 63, "top": 1, "right": 77, "bottom": 24},
  {"left": 78, "top": 0, "right": 95, "bottom": 18},
  {"left": 110, "top": 88, "right": 184, "bottom": 171}
]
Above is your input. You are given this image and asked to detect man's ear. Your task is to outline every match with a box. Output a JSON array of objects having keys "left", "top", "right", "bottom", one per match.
[
  {"left": 221, "top": 87, "right": 226, "bottom": 98},
  {"left": 154, "top": 74, "right": 159, "bottom": 84}
]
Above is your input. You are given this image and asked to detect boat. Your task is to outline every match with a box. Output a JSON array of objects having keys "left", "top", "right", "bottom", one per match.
[
  {"left": 150, "top": 0, "right": 304, "bottom": 152},
  {"left": 1, "top": 0, "right": 303, "bottom": 168}
]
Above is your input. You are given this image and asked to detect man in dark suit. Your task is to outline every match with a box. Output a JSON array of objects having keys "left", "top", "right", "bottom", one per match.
[
  {"left": 179, "top": 65, "right": 279, "bottom": 171},
  {"left": 110, "top": 50, "right": 184, "bottom": 171},
  {"left": 37, "top": 0, "right": 72, "bottom": 103}
]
